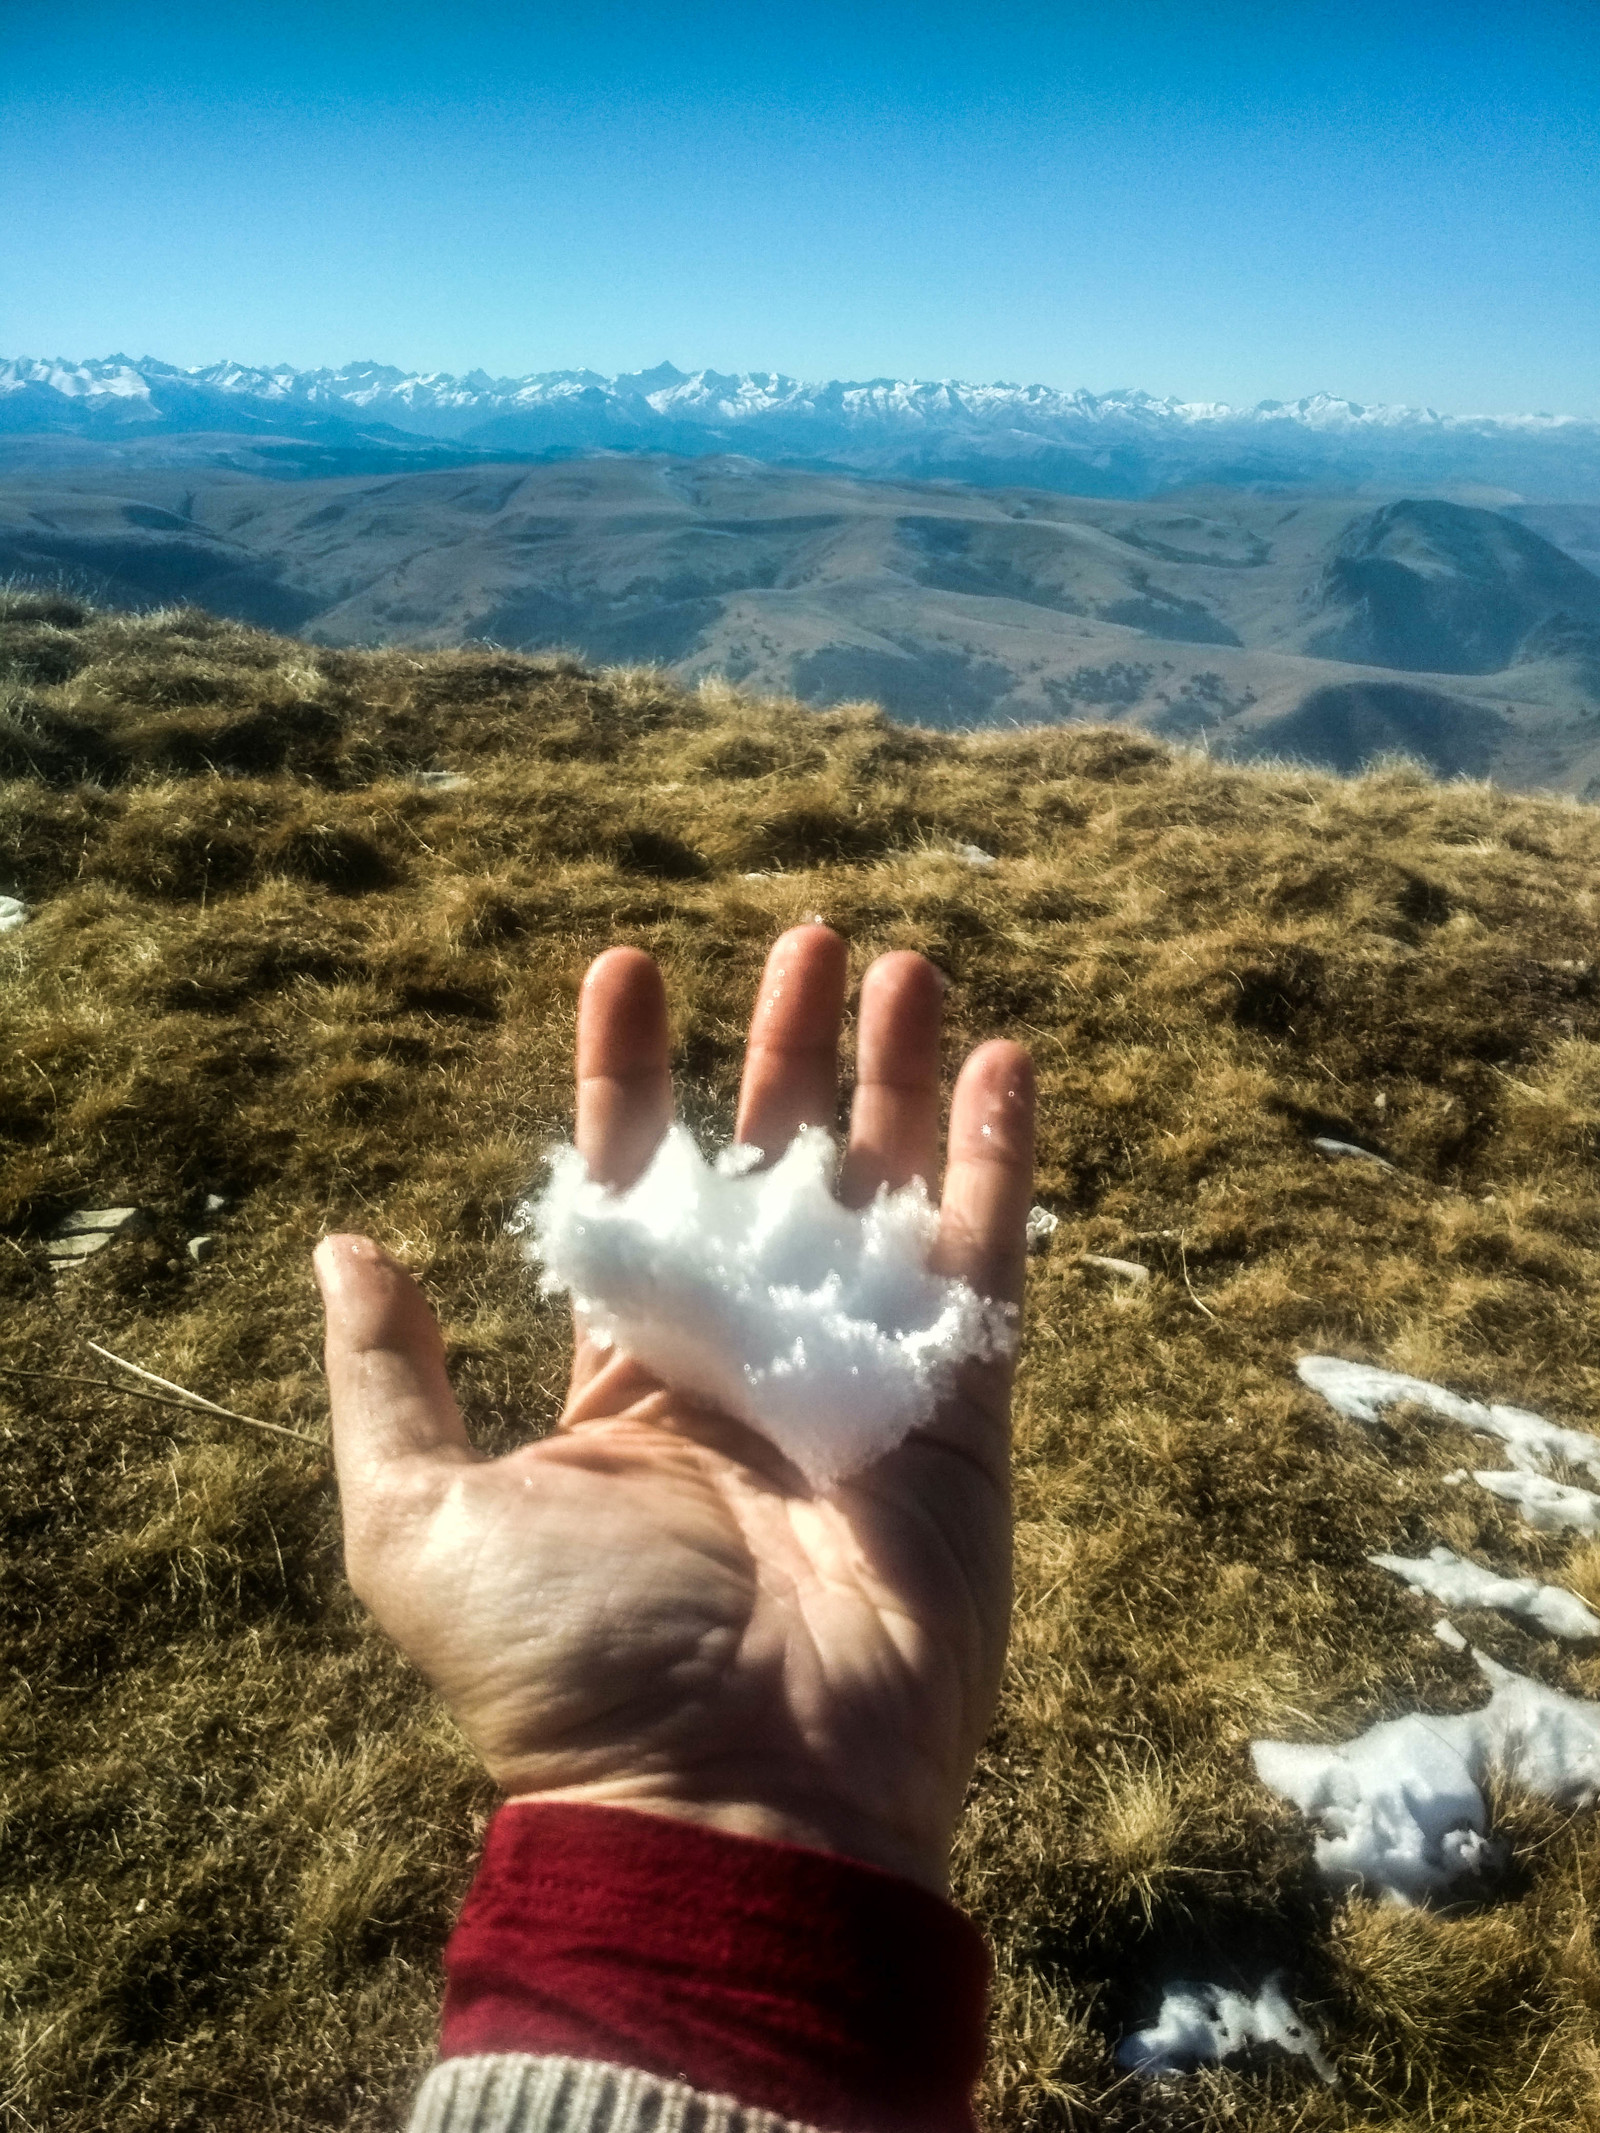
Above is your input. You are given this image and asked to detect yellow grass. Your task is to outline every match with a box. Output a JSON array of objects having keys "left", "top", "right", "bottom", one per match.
[{"left": 5, "top": 591, "right": 1600, "bottom": 2129}]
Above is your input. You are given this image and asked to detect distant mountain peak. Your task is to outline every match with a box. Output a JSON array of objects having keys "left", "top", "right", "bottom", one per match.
[{"left": 3, "top": 355, "right": 1598, "bottom": 501}]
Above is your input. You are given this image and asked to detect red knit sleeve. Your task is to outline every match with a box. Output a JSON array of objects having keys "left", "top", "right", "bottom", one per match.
[{"left": 437, "top": 1802, "right": 990, "bottom": 2133}]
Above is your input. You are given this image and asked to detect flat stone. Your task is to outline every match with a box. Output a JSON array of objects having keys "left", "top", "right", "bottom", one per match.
[
  {"left": 52, "top": 1206, "right": 151, "bottom": 1240},
  {"left": 45, "top": 1206, "right": 153, "bottom": 1268},
  {"left": 45, "top": 1233, "right": 115, "bottom": 1264},
  {"left": 1082, "top": 1253, "right": 1151, "bottom": 1286},
  {"left": 1312, "top": 1136, "right": 1395, "bottom": 1170}
]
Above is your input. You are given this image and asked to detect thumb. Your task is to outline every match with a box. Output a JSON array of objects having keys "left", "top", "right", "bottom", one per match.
[{"left": 315, "top": 1235, "right": 477, "bottom": 1494}]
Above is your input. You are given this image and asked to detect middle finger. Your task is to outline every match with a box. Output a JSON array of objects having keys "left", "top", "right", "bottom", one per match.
[{"left": 734, "top": 925, "right": 850, "bottom": 1159}]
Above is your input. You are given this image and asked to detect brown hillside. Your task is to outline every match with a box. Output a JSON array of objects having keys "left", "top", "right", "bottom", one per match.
[{"left": 5, "top": 593, "right": 1600, "bottom": 2131}]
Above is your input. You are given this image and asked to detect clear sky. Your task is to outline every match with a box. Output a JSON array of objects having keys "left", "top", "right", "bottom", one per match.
[{"left": 3, "top": 0, "right": 1597, "bottom": 413}]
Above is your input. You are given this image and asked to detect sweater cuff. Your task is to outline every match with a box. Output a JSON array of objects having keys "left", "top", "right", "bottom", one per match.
[{"left": 438, "top": 1802, "right": 989, "bottom": 2133}]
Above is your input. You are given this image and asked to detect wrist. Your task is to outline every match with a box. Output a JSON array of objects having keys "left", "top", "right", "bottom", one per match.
[{"left": 501, "top": 1776, "right": 954, "bottom": 1896}]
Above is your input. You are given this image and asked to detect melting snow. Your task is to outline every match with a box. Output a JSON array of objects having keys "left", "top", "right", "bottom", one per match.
[
  {"left": 1297, "top": 1356, "right": 1600, "bottom": 1480},
  {"left": 1024, "top": 1204, "right": 1059, "bottom": 1253},
  {"left": 1370, "top": 1546, "right": 1600, "bottom": 1639},
  {"left": 1474, "top": 1470, "right": 1600, "bottom": 1536},
  {"left": 520, "top": 1124, "right": 1016, "bottom": 1488},
  {"left": 1434, "top": 1618, "right": 1468, "bottom": 1652},
  {"left": 1117, "top": 1976, "right": 1335, "bottom": 2082},
  {"left": 1253, "top": 1653, "right": 1600, "bottom": 1902},
  {"left": 0, "top": 895, "right": 27, "bottom": 934}
]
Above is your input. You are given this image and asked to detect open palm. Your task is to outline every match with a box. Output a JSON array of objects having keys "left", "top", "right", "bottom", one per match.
[{"left": 316, "top": 927, "right": 1034, "bottom": 1892}]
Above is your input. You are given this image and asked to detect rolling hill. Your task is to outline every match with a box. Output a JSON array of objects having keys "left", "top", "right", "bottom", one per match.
[{"left": 4, "top": 458, "right": 1599, "bottom": 792}]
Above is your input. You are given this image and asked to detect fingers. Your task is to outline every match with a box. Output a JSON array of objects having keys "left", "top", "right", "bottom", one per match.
[
  {"left": 575, "top": 946, "right": 673, "bottom": 1189},
  {"left": 735, "top": 925, "right": 850, "bottom": 1159},
  {"left": 840, "top": 951, "right": 945, "bottom": 1206},
  {"left": 315, "top": 1235, "right": 477, "bottom": 1483},
  {"left": 932, "top": 1041, "right": 1036, "bottom": 1308}
]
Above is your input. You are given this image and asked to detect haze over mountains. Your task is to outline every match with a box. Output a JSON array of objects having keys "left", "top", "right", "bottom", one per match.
[
  {"left": 5, "top": 452, "right": 1599, "bottom": 795},
  {"left": 7, "top": 355, "right": 1600, "bottom": 499}
]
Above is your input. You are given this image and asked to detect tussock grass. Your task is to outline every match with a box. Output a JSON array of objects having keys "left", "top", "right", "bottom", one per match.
[{"left": 5, "top": 590, "right": 1600, "bottom": 2128}]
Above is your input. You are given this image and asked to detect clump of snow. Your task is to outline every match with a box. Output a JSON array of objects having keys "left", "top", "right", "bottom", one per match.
[
  {"left": 1297, "top": 1356, "right": 1600, "bottom": 1480},
  {"left": 1253, "top": 1653, "right": 1600, "bottom": 1903},
  {"left": 1474, "top": 1469, "right": 1600, "bottom": 1536},
  {"left": 1117, "top": 1975, "right": 1335, "bottom": 2083},
  {"left": 950, "top": 842, "right": 997, "bottom": 868},
  {"left": 1311, "top": 1136, "right": 1394, "bottom": 1169},
  {"left": 0, "top": 894, "right": 27, "bottom": 934},
  {"left": 1370, "top": 1546, "right": 1600, "bottom": 1640},
  {"left": 520, "top": 1124, "right": 1017, "bottom": 1489},
  {"left": 1024, "top": 1204, "right": 1059, "bottom": 1253},
  {"left": 1434, "top": 1618, "right": 1468, "bottom": 1652}
]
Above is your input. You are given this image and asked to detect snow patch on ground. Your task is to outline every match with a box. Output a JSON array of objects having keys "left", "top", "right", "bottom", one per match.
[
  {"left": 0, "top": 894, "right": 27, "bottom": 934},
  {"left": 1297, "top": 1356, "right": 1600, "bottom": 1479},
  {"left": 1474, "top": 1470, "right": 1600, "bottom": 1535},
  {"left": 1253, "top": 1653, "right": 1600, "bottom": 1902},
  {"left": 1117, "top": 1976, "right": 1335, "bottom": 2082},
  {"left": 1370, "top": 1546, "right": 1600, "bottom": 1639},
  {"left": 520, "top": 1124, "right": 1016, "bottom": 1488}
]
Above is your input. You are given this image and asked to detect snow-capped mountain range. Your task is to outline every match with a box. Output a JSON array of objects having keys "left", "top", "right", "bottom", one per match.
[{"left": 5, "top": 355, "right": 1600, "bottom": 499}]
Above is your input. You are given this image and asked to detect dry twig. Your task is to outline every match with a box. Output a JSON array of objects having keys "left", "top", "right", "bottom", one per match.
[{"left": 82, "top": 1341, "right": 320, "bottom": 1445}]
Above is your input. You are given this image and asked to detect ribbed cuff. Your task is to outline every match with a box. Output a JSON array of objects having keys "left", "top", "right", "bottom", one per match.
[
  {"left": 408, "top": 2053, "right": 824, "bottom": 2133},
  {"left": 437, "top": 1802, "right": 989, "bottom": 2133}
]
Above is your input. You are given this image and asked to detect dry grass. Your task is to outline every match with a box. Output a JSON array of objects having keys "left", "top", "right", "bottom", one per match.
[{"left": 5, "top": 591, "right": 1600, "bottom": 2130}]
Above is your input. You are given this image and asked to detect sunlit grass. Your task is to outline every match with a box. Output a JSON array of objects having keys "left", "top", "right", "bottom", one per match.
[{"left": 5, "top": 591, "right": 1600, "bottom": 2128}]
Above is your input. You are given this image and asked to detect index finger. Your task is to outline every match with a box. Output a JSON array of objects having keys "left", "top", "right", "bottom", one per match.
[{"left": 575, "top": 946, "right": 673, "bottom": 1189}]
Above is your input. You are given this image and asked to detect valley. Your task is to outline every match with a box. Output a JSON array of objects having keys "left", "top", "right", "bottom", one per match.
[{"left": 4, "top": 456, "right": 1599, "bottom": 792}]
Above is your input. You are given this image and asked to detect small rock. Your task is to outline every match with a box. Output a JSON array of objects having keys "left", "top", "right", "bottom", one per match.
[
  {"left": 1312, "top": 1136, "right": 1395, "bottom": 1170},
  {"left": 0, "top": 894, "right": 27, "bottom": 934},
  {"left": 1082, "top": 1253, "right": 1150, "bottom": 1286},
  {"left": 1025, "top": 1205, "right": 1060, "bottom": 1253},
  {"left": 187, "top": 1234, "right": 218, "bottom": 1264}
]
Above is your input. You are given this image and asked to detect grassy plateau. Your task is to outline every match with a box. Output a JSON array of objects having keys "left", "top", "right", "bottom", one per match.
[{"left": 4, "top": 591, "right": 1600, "bottom": 2131}]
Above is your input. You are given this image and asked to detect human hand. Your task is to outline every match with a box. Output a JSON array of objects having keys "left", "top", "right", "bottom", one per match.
[{"left": 315, "top": 926, "right": 1034, "bottom": 1893}]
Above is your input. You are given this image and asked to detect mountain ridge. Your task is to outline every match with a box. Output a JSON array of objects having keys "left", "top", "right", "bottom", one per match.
[{"left": 7, "top": 356, "right": 1600, "bottom": 500}]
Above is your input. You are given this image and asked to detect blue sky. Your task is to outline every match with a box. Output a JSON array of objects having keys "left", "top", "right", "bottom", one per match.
[{"left": 2, "top": 0, "right": 1597, "bottom": 412}]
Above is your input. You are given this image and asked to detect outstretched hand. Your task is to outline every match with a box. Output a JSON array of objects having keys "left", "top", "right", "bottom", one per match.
[{"left": 315, "top": 926, "right": 1034, "bottom": 1892}]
